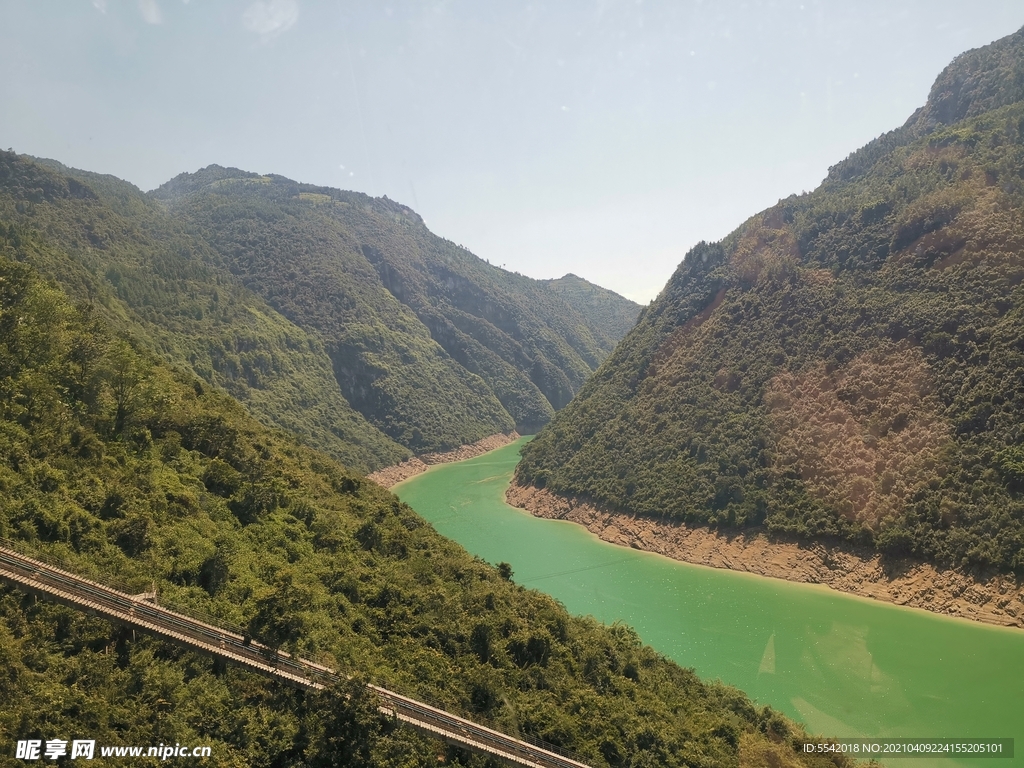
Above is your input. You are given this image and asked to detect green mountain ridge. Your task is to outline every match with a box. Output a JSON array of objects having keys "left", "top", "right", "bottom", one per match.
[
  {"left": 0, "top": 152, "right": 408, "bottom": 473},
  {"left": 541, "top": 274, "right": 644, "bottom": 343},
  {"left": 151, "top": 166, "right": 640, "bottom": 444},
  {"left": 0, "top": 228, "right": 846, "bottom": 767},
  {"left": 516, "top": 27, "right": 1024, "bottom": 575},
  {"left": 0, "top": 154, "right": 640, "bottom": 470}
]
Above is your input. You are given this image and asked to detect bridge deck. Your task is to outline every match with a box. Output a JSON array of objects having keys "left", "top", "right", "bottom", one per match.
[{"left": 0, "top": 545, "right": 591, "bottom": 768}]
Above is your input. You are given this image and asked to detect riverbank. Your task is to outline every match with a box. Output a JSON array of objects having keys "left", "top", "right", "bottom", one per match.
[
  {"left": 367, "top": 432, "right": 521, "bottom": 488},
  {"left": 506, "top": 481, "right": 1024, "bottom": 629}
]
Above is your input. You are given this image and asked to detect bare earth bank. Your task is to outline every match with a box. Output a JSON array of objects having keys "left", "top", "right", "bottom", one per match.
[
  {"left": 367, "top": 432, "right": 521, "bottom": 489},
  {"left": 506, "top": 481, "right": 1024, "bottom": 629}
]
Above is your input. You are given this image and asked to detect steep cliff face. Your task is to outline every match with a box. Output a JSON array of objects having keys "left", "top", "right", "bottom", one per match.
[
  {"left": 905, "top": 26, "right": 1024, "bottom": 134},
  {"left": 515, "top": 28, "right": 1024, "bottom": 575}
]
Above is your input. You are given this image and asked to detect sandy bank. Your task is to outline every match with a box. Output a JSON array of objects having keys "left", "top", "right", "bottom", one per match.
[
  {"left": 506, "top": 481, "right": 1024, "bottom": 629},
  {"left": 367, "top": 432, "right": 521, "bottom": 489}
]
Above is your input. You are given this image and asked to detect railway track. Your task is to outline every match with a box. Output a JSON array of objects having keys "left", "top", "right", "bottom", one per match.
[{"left": 0, "top": 544, "right": 591, "bottom": 768}]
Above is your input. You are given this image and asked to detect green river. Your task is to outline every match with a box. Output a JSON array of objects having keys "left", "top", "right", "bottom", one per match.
[{"left": 394, "top": 438, "right": 1024, "bottom": 767}]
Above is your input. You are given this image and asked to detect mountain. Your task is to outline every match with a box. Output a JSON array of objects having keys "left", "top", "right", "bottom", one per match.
[
  {"left": 0, "top": 246, "right": 848, "bottom": 767},
  {"left": 515, "top": 27, "right": 1024, "bottom": 576},
  {"left": 542, "top": 273, "right": 643, "bottom": 343},
  {"left": 151, "top": 167, "right": 639, "bottom": 445},
  {"left": 0, "top": 154, "right": 637, "bottom": 470},
  {"left": 0, "top": 152, "right": 408, "bottom": 472}
]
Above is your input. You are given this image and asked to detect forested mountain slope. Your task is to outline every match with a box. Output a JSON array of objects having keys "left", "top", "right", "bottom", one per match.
[
  {"left": 0, "top": 152, "right": 408, "bottom": 472},
  {"left": 152, "top": 168, "right": 639, "bottom": 446},
  {"left": 0, "top": 251, "right": 848, "bottom": 767},
  {"left": 516, "top": 27, "right": 1024, "bottom": 575},
  {"left": 542, "top": 273, "right": 643, "bottom": 343},
  {"left": 0, "top": 154, "right": 637, "bottom": 468}
]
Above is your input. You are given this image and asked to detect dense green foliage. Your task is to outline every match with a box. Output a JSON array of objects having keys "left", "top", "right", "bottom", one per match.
[
  {"left": 0, "top": 155, "right": 637, "bottom": 467},
  {"left": 0, "top": 255, "right": 850, "bottom": 767},
  {"left": 518, "top": 28, "right": 1024, "bottom": 574},
  {"left": 541, "top": 274, "right": 642, "bottom": 345},
  {"left": 0, "top": 153, "right": 408, "bottom": 473},
  {"left": 153, "top": 167, "right": 637, "bottom": 442}
]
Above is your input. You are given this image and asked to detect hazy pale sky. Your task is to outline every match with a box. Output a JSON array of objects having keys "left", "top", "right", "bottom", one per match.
[{"left": 3, "top": 1, "right": 1024, "bottom": 302}]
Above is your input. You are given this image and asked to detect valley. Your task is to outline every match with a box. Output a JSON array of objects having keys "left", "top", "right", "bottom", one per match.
[
  {"left": 0, "top": 158, "right": 831, "bottom": 767},
  {"left": 396, "top": 440, "right": 1024, "bottom": 767},
  {"left": 3, "top": 11, "right": 1024, "bottom": 767},
  {"left": 368, "top": 431, "right": 521, "bottom": 488}
]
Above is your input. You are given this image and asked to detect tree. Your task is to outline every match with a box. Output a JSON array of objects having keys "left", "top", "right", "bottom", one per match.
[{"left": 103, "top": 339, "right": 146, "bottom": 435}]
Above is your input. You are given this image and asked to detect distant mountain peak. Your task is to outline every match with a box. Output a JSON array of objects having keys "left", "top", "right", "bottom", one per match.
[
  {"left": 906, "top": 25, "right": 1024, "bottom": 135},
  {"left": 827, "top": 27, "right": 1024, "bottom": 186},
  {"left": 150, "top": 164, "right": 261, "bottom": 200}
]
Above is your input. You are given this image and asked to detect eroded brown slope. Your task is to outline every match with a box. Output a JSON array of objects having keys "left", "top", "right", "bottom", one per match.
[{"left": 507, "top": 483, "right": 1024, "bottom": 628}]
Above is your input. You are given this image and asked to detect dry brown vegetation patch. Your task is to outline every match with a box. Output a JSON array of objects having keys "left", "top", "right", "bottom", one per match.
[
  {"left": 739, "top": 733, "right": 806, "bottom": 768},
  {"left": 732, "top": 209, "right": 801, "bottom": 287},
  {"left": 801, "top": 268, "right": 835, "bottom": 287},
  {"left": 890, "top": 176, "right": 1024, "bottom": 273},
  {"left": 646, "top": 286, "right": 727, "bottom": 377},
  {"left": 766, "top": 344, "right": 950, "bottom": 528},
  {"left": 902, "top": 143, "right": 968, "bottom": 173}
]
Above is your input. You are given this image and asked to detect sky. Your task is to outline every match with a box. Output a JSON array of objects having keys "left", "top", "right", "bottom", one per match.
[{"left": 3, "top": 2, "right": 1024, "bottom": 302}]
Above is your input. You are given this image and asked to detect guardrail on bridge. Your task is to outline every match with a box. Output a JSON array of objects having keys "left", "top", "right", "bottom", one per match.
[{"left": 0, "top": 542, "right": 591, "bottom": 768}]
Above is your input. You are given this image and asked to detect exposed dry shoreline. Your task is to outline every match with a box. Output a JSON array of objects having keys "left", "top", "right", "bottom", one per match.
[
  {"left": 367, "top": 432, "right": 520, "bottom": 488},
  {"left": 506, "top": 481, "right": 1024, "bottom": 629}
]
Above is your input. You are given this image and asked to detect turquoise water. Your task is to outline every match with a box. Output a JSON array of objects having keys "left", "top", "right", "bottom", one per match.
[{"left": 395, "top": 439, "right": 1024, "bottom": 767}]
